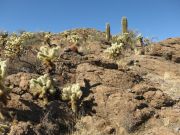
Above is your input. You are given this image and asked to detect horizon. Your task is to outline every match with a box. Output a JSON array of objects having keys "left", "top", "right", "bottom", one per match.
[{"left": 0, "top": 0, "right": 180, "bottom": 41}]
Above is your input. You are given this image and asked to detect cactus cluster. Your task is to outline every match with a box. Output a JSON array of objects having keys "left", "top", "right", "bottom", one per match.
[
  {"left": 61, "top": 83, "right": 82, "bottom": 112},
  {"left": 66, "top": 34, "right": 83, "bottom": 43},
  {"left": 111, "top": 30, "right": 142, "bottom": 52},
  {"left": 37, "top": 45, "right": 60, "bottom": 63},
  {"left": 29, "top": 74, "right": 56, "bottom": 104},
  {"left": 4, "top": 32, "right": 34, "bottom": 58},
  {"left": 68, "top": 34, "right": 81, "bottom": 43},
  {"left": 60, "top": 31, "right": 84, "bottom": 44}
]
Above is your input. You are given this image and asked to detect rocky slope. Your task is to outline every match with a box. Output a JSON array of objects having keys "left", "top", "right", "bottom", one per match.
[{"left": 0, "top": 29, "right": 179, "bottom": 135}]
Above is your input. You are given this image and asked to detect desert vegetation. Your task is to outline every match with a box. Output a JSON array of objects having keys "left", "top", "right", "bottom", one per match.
[{"left": 0, "top": 17, "right": 179, "bottom": 135}]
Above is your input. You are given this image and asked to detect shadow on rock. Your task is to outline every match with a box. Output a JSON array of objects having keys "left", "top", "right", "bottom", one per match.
[
  {"left": 79, "top": 79, "right": 100, "bottom": 115},
  {"left": 6, "top": 99, "right": 43, "bottom": 123}
]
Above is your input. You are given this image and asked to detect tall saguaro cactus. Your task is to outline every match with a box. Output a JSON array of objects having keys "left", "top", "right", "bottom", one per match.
[
  {"left": 121, "top": 17, "right": 128, "bottom": 34},
  {"left": 106, "top": 23, "right": 111, "bottom": 41}
]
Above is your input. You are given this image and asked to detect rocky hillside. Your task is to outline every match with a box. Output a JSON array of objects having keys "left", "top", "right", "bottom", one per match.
[{"left": 0, "top": 29, "right": 179, "bottom": 135}]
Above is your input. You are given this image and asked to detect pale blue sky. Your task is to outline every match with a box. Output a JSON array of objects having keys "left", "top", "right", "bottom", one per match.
[{"left": 0, "top": 0, "right": 180, "bottom": 40}]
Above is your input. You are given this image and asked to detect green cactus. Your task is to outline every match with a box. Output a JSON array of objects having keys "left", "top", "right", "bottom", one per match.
[
  {"left": 121, "top": 16, "right": 128, "bottom": 34},
  {"left": 29, "top": 74, "right": 56, "bottom": 104},
  {"left": 61, "top": 83, "right": 82, "bottom": 113},
  {"left": 106, "top": 23, "right": 111, "bottom": 41}
]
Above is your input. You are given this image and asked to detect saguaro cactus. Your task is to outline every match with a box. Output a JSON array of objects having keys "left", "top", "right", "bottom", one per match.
[
  {"left": 121, "top": 16, "right": 128, "bottom": 34},
  {"left": 106, "top": 23, "right": 111, "bottom": 41}
]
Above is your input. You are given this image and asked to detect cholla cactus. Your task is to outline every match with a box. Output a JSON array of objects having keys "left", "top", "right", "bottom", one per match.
[
  {"left": 0, "top": 60, "right": 7, "bottom": 81},
  {"left": 29, "top": 74, "right": 56, "bottom": 104},
  {"left": 4, "top": 33, "right": 22, "bottom": 57},
  {"left": 104, "top": 43, "right": 124, "bottom": 58},
  {"left": 0, "top": 57, "right": 9, "bottom": 119},
  {"left": 121, "top": 16, "right": 128, "bottom": 34},
  {"left": 0, "top": 123, "right": 9, "bottom": 134},
  {"left": 116, "top": 33, "right": 129, "bottom": 44},
  {"left": 0, "top": 59, "right": 10, "bottom": 103},
  {"left": 62, "top": 83, "right": 82, "bottom": 112},
  {"left": 106, "top": 23, "right": 111, "bottom": 41},
  {"left": 37, "top": 46, "right": 60, "bottom": 63},
  {"left": 44, "top": 32, "right": 52, "bottom": 45},
  {"left": 112, "top": 30, "right": 139, "bottom": 50},
  {"left": 137, "top": 34, "right": 144, "bottom": 47},
  {"left": 0, "top": 32, "right": 8, "bottom": 46},
  {"left": 0, "top": 32, "right": 8, "bottom": 38},
  {"left": 20, "top": 32, "right": 34, "bottom": 39},
  {"left": 4, "top": 32, "right": 34, "bottom": 57},
  {"left": 67, "top": 34, "right": 82, "bottom": 43}
]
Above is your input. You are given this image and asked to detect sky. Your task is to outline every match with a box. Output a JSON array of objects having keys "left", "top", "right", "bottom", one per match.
[{"left": 0, "top": 0, "right": 180, "bottom": 41}]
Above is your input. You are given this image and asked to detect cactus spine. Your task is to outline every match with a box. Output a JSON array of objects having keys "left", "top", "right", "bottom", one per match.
[
  {"left": 121, "top": 17, "right": 128, "bottom": 34},
  {"left": 106, "top": 23, "right": 111, "bottom": 41}
]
